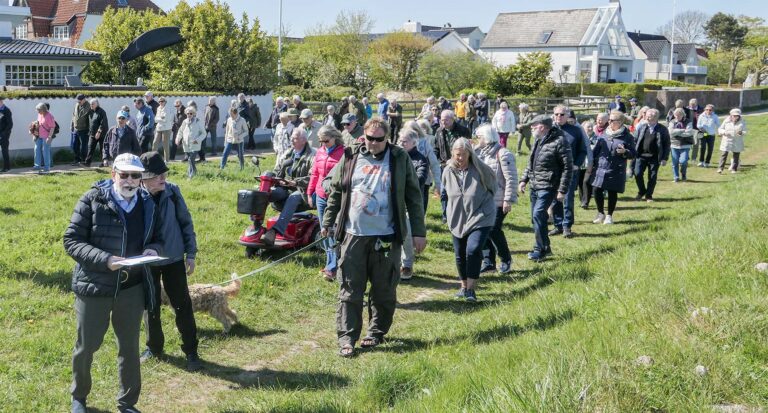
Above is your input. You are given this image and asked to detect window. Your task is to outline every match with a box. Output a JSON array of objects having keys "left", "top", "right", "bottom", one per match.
[
  {"left": 5, "top": 64, "right": 75, "bottom": 86},
  {"left": 117, "top": 0, "right": 128, "bottom": 5},
  {"left": 15, "top": 24, "right": 27, "bottom": 39},
  {"left": 538, "top": 31, "right": 553, "bottom": 44},
  {"left": 619, "top": 67, "right": 628, "bottom": 73},
  {"left": 562, "top": 65, "right": 571, "bottom": 72},
  {"left": 53, "top": 26, "right": 69, "bottom": 40},
  {"left": 598, "top": 64, "right": 610, "bottom": 82}
]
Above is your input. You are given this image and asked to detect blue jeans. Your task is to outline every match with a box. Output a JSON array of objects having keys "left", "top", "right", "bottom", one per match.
[
  {"left": 270, "top": 187, "right": 304, "bottom": 235},
  {"left": 671, "top": 147, "right": 690, "bottom": 180},
  {"left": 552, "top": 171, "right": 578, "bottom": 230},
  {"left": 315, "top": 195, "right": 337, "bottom": 272},
  {"left": 530, "top": 189, "right": 556, "bottom": 251},
  {"left": 186, "top": 152, "right": 197, "bottom": 178},
  {"left": 452, "top": 226, "right": 492, "bottom": 280},
  {"left": 34, "top": 138, "right": 52, "bottom": 172},
  {"left": 220, "top": 142, "right": 244, "bottom": 170}
]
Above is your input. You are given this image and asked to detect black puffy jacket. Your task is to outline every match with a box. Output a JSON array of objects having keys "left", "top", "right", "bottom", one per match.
[
  {"left": 521, "top": 127, "right": 573, "bottom": 193},
  {"left": 63, "top": 179, "right": 163, "bottom": 308}
]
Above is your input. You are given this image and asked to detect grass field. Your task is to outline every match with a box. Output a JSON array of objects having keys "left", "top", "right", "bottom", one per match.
[{"left": 1, "top": 117, "right": 768, "bottom": 412}]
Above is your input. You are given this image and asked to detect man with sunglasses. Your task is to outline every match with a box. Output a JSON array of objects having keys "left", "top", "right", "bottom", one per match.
[
  {"left": 64, "top": 153, "right": 163, "bottom": 413},
  {"left": 321, "top": 117, "right": 426, "bottom": 357},
  {"left": 341, "top": 113, "right": 363, "bottom": 146},
  {"left": 549, "top": 105, "right": 588, "bottom": 238}
]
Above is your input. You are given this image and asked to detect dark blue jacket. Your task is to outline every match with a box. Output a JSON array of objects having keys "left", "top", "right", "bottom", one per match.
[
  {"left": 63, "top": 179, "right": 163, "bottom": 309},
  {"left": 151, "top": 182, "right": 197, "bottom": 266},
  {"left": 558, "top": 123, "right": 589, "bottom": 168},
  {"left": 591, "top": 128, "right": 636, "bottom": 193},
  {"left": 0, "top": 105, "right": 13, "bottom": 139},
  {"left": 634, "top": 122, "right": 671, "bottom": 164}
]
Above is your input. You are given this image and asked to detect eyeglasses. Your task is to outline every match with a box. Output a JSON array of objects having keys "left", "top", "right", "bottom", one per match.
[
  {"left": 117, "top": 172, "right": 142, "bottom": 180},
  {"left": 609, "top": 119, "right": 622, "bottom": 122},
  {"left": 365, "top": 134, "right": 386, "bottom": 142},
  {"left": 318, "top": 139, "right": 330, "bottom": 143},
  {"left": 553, "top": 113, "right": 566, "bottom": 117}
]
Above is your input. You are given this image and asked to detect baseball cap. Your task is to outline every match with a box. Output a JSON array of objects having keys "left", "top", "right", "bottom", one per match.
[
  {"left": 341, "top": 113, "right": 357, "bottom": 124},
  {"left": 530, "top": 114, "right": 553, "bottom": 128},
  {"left": 299, "top": 108, "right": 313, "bottom": 119},
  {"left": 629, "top": 97, "right": 638, "bottom": 103},
  {"left": 112, "top": 153, "right": 144, "bottom": 172},
  {"left": 116, "top": 110, "right": 129, "bottom": 119},
  {"left": 615, "top": 95, "right": 622, "bottom": 99},
  {"left": 287, "top": 108, "right": 299, "bottom": 117}
]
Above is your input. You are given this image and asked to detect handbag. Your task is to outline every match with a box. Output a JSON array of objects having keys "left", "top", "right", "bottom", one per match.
[{"left": 28, "top": 121, "right": 39, "bottom": 141}]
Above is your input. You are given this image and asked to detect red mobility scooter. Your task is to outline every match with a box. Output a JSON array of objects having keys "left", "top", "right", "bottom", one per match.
[{"left": 237, "top": 173, "right": 321, "bottom": 258}]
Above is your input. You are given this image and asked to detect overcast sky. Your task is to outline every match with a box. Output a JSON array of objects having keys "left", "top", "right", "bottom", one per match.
[{"left": 153, "top": 0, "right": 768, "bottom": 37}]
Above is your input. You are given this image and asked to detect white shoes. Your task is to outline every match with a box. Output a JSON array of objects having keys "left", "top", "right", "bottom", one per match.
[
  {"left": 604, "top": 215, "right": 614, "bottom": 225},
  {"left": 593, "top": 213, "right": 605, "bottom": 224}
]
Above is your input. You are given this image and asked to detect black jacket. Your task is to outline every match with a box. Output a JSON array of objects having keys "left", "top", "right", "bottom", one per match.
[
  {"left": 89, "top": 106, "right": 109, "bottom": 138},
  {"left": 63, "top": 180, "right": 163, "bottom": 308},
  {"left": 521, "top": 127, "right": 573, "bottom": 192},
  {"left": 634, "top": 122, "right": 671, "bottom": 163},
  {"left": 434, "top": 122, "right": 471, "bottom": 163},
  {"left": 408, "top": 147, "right": 429, "bottom": 187},
  {"left": 248, "top": 103, "right": 262, "bottom": 129},
  {"left": 103, "top": 126, "right": 140, "bottom": 161},
  {"left": 0, "top": 105, "right": 12, "bottom": 139},
  {"left": 173, "top": 105, "right": 186, "bottom": 135},
  {"left": 322, "top": 113, "right": 342, "bottom": 130}
]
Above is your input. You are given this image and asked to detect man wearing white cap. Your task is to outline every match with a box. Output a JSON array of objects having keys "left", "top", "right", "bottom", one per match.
[
  {"left": 298, "top": 108, "right": 321, "bottom": 147},
  {"left": 63, "top": 153, "right": 163, "bottom": 413}
]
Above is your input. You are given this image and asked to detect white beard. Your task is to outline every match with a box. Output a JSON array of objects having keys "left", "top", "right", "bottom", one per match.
[{"left": 118, "top": 185, "right": 139, "bottom": 198}]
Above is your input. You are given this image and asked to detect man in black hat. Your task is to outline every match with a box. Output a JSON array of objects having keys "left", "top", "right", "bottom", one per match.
[
  {"left": 0, "top": 96, "right": 12, "bottom": 173},
  {"left": 138, "top": 151, "right": 202, "bottom": 372}
]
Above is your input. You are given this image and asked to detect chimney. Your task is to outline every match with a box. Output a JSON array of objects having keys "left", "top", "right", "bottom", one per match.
[
  {"left": 403, "top": 20, "right": 421, "bottom": 33},
  {"left": 0, "top": 22, "right": 12, "bottom": 40}
]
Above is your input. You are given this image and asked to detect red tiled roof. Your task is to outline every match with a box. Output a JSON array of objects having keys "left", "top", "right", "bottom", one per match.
[
  {"left": 52, "top": 0, "right": 87, "bottom": 25},
  {"left": 31, "top": 17, "right": 52, "bottom": 37},
  {"left": 24, "top": 0, "right": 58, "bottom": 20}
]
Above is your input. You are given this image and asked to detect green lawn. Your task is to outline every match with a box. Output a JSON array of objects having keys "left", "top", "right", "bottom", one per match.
[{"left": 1, "top": 118, "right": 768, "bottom": 412}]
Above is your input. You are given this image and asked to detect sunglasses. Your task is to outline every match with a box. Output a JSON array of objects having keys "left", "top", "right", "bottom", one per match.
[
  {"left": 553, "top": 113, "right": 566, "bottom": 117},
  {"left": 365, "top": 134, "right": 386, "bottom": 142},
  {"left": 610, "top": 119, "right": 622, "bottom": 122},
  {"left": 117, "top": 172, "right": 142, "bottom": 180},
  {"left": 319, "top": 139, "right": 330, "bottom": 143}
]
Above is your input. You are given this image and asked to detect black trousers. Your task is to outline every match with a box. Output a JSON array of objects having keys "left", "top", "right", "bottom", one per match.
[
  {"left": 594, "top": 189, "right": 618, "bottom": 215},
  {"left": 0, "top": 135, "right": 9, "bottom": 170},
  {"left": 84, "top": 135, "right": 103, "bottom": 165},
  {"left": 144, "top": 260, "right": 199, "bottom": 356},
  {"left": 699, "top": 135, "right": 715, "bottom": 164},
  {"left": 578, "top": 169, "right": 593, "bottom": 207},
  {"left": 247, "top": 127, "right": 257, "bottom": 149},
  {"left": 170, "top": 130, "right": 179, "bottom": 160},
  {"left": 139, "top": 134, "right": 152, "bottom": 154},
  {"left": 634, "top": 157, "right": 660, "bottom": 199},
  {"left": 483, "top": 207, "right": 511, "bottom": 264}
]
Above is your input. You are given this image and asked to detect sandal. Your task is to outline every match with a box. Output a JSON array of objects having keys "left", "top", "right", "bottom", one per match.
[
  {"left": 360, "top": 336, "right": 384, "bottom": 348},
  {"left": 338, "top": 344, "right": 355, "bottom": 358}
]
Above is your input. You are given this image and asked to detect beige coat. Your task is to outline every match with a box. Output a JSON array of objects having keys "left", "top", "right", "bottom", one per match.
[
  {"left": 225, "top": 115, "right": 249, "bottom": 144},
  {"left": 177, "top": 117, "right": 206, "bottom": 153},
  {"left": 718, "top": 117, "right": 746, "bottom": 152}
]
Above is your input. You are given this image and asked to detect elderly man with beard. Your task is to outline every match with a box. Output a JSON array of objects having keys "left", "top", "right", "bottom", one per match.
[
  {"left": 518, "top": 115, "right": 572, "bottom": 262},
  {"left": 63, "top": 153, "right": 163, "bottom": 413}
]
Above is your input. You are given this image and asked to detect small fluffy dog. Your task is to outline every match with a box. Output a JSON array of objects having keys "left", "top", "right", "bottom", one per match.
[{"left": 161, "top": 274, "right": 242, "bottom": 333}]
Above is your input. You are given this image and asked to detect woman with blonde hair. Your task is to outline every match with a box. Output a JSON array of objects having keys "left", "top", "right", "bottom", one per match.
[{"left": 443, "top": 137, "right": 497, "bottom": 302}]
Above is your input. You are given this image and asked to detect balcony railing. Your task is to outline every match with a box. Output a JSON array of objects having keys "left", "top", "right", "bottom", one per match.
[{"left": 660, "top": 64, "right": 708, "bottom": 75}]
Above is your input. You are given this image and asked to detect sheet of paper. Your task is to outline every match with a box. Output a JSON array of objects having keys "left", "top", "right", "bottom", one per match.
[{"left": 113, "top": 255, "right": 167, "bottom": 267}]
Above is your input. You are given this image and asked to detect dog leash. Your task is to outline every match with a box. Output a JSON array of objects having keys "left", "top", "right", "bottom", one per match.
[{"left": 206, "top": 236, "right": 332, "bottom": 287}]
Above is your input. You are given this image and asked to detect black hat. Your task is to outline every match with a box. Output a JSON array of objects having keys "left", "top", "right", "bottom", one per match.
[
  {"left": 76, "top": 93, "right": 86, "bottom": 100},
  {"left": 139, "top": 151, "right": 169, "bottom": 179}
]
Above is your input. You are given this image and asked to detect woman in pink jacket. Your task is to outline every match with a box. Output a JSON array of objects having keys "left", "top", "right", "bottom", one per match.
[
  {"left": 33, "top": 102, "right": 56, "bottom": 173},
  {"left": 307, "top": 125, "right": 345, "bottom": 281}
]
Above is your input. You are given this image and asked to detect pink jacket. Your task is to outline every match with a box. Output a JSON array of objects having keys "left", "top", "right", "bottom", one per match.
[
  {"left": 38, "top": 112, "right": 55, "bottom": 139},
  {"left": 307, "top": 144, "right": 344, "bottom": 199}
]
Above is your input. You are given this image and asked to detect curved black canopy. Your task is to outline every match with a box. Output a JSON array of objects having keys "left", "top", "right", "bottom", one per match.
[{"left": 120, "top": 26, "right": 184, "bottom": 64}]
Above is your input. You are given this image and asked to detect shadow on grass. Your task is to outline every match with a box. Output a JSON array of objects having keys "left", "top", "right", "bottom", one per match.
[
  {"left": 162, "top": 355, "right": 350, "bottom": 390},
  {"left": 426, "top": 222, "right": 450, "bottom": 234},
  {"left": 0, "top": 206, "right": 20, "bottom": 214},
  {"left": 649, "top": 196, "right": 704, "bottom": 203},
  {"left": 197, "top": 325, "right": 286, "bottom": 339},
  {"left": 11, "top": 269, "right": 71, "bottom": 292}
]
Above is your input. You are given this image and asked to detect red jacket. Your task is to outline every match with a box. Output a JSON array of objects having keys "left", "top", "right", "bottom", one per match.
[{"left": 307, "top": 144, "right": 344, "bottom": 199}]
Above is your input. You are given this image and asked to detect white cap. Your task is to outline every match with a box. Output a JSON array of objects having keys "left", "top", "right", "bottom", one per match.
[{"left": 112, "top": 153, "right": 145, "bottom": 172}]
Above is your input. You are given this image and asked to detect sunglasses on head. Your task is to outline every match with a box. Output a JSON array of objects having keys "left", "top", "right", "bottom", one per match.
[
  {"left": 117, "top": 172, "right": 142, "bottom": 180},
  {"left": 365, "top": 134, "right": 386, "bottom": 142}
]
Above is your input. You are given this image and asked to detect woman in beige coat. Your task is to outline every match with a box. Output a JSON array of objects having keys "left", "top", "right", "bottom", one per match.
[
  {"left": 220, "top": 107, "right": 249, "bottom": 170},
  {"left": 717, "top": 108, "right": 747, "bottom": 174},
  {"left": 176, "top": 106, "right": 206, "bottom": 178}
]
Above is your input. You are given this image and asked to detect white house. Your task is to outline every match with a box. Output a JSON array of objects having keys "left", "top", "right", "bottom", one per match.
[
  {"left": 403, "top": 21, "right": 485, "bottom": 51},
  {"left": 479, "top": 0, "right": 642, "bottom": 84},
  {"left": 628, "top": 32, "right": 707, "bottom": 84}
]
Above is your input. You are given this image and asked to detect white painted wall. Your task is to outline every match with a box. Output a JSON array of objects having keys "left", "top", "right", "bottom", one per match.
[
  {"left": 76, "top": 15, "right": 103, "bottom": 47},
  {"left": 6, "top": 93, "right": 273, "bottom": 155},
  {"left": 481, "top": 47, "right": 581, "bottom": 83},
  {"left": 431, "top": 33, "right": 473, "bottom": 54}
]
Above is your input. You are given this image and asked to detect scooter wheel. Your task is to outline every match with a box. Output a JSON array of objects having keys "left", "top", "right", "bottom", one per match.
[{"left": 245, "top": 246, "right": 258, "bottom": 259}]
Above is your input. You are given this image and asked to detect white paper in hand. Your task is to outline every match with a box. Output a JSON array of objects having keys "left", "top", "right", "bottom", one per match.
[{"left": 113, "top": 255, "right": 167, "bottom": 267}]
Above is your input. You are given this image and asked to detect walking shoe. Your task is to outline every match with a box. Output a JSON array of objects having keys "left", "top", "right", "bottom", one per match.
[
  {"left": 454, "top": 288, "right": 466, "bottom": 298},
  {"left": 71, "top": 398, "right": 87, "bottom": 413},
  {"left": 140, "top": 348, "right": 162, "bottom": 363},
  {"left": 548, "top": 227, "right": 563, "bottom": 236},
  {"left": 0, "top": 168, "right": 9, "bottom": 173},
  {"left": 79, "top": 162, "right": 90, "bottom": 168},
  {"left": 730, "top": 169, "right": 737, "bottom": 174},
  {"left": 673, "top": 178, "right": 679, "bottom": 183},
  {"left": 182, "top": 156, "right": 189, "bottom": 162},
  {"left": 704, "top": 163, "right": 710, "bottom": 168},
  {"left": 580, "top": 204, "right": 589, "bottom": 210},
  {"left": 646, "top": 197, "right": 654, "bottom": 203},
  {"left": 185, "top": 353, "right": 203, "bottom": 372},
  {"left": 70, "top": 161, "right": 80, "bottom": 166},
  {"left": 634, "top": 194, "right": 644, "bottom": 201},
  {"left": 479, "top": 260, "right": 496, "bottom": 273},
  {"left": 563, "top": 227, "right": 574, "bottom": 238},
  {"left": 499, "top": 261, "right": 512, "bottom": 274},
  {"left": 592, "top": 213, "right": 605, "bottom": 224},
  {"left": 118, "top": 406, "right": 142, "bottom": 413},
  {"left": 260, "top": 229, "right": 276, "bottom": 246},
  {"left": 527, "top": 250, "right": 548, "bottom": 262},
  {"left": 465, "top": 289, "right": 477, "bottom": 302},
  {"left": 698, "top": 162, "right": 704, "bottom": 167},
  {"left": 400, "top": 267, "right": 413, "bottom": 280},
  {"left": 604, "top": 215, "right": 614, "bottom": 225},
  {"left": 717, "top": 168, "right": 723, "bottom": 174},
  {"left": 681, "top": 176, "right": 687, "bottom": 181}
]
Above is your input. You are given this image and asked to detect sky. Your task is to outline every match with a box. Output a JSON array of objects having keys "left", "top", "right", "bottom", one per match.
[{"left": 153, "top": 0, "right": 768, "bottom": 37}]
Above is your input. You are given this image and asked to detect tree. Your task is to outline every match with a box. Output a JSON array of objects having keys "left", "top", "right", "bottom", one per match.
[
  {"left": 705, "top": 13, "right": 749, "bottom": 87},
  {"left": 742, "top": 19, "right": 768, "bottom": 86},
  {"left": 416, "top": 51, "right": 494, "bottom": 97},
  {"left": 655, "top": 11, "right": 709, "bottom": 44},
  {"left": 367, "top": 32, "right": 432, "bottom": 91},
  {"left": 486, "top": 52, "right": 553, "bottom": 96},
  {"left": 82, "top": 7, "right": 159, "bottom": 85}
]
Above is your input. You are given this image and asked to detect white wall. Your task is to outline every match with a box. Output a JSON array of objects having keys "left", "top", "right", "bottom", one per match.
[
  {"left": 431, "top": 33, "right": 473, "bottom": 54},
  {"left": 6, "top": 93, "right": 273, "bottom": 154},
  {"left": 481, "top": 47, "right": 580, "bottom": 83},
  {"left": 76, "top": 15, "right": 103, "bottom": 47}
]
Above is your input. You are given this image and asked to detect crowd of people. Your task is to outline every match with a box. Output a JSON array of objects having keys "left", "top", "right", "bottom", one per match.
[{"left": 60, "top": 90, "right": 748, "bottom": 412}]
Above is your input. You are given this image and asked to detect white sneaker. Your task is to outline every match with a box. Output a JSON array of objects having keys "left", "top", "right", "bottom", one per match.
[
  {"left": 730, "top": 169, "right": 737, "bottom": 174},
  {"left": 604, "top": 215, "right": 614, "bottom": 225},
  {"left": 593, "top": 213, "right": 605, "bottom": 224},
  {"left": 697, "top": 162, "right": 704, "bottom": 167}
]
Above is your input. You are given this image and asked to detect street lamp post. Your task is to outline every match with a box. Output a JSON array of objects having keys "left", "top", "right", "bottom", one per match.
[
  {"left": 669, "top": 0, "right": 676, "bottom": 80},
  {"left": 278, "top": 0, "right": 283, "bottom": 82}
]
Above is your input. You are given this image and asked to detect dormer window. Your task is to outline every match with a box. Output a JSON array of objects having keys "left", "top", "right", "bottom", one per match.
[
  {"left": 15, "top": 24, "right": 27, "bottom": 39},
  {"left": 117, "top": 0, "right": 128, "bottom": 5},
  {"left": 538, "top": 31, "right": 553, "bottom": 44},
  {"left": 53, "top": 26, "right": 70, "bottom": 40}
]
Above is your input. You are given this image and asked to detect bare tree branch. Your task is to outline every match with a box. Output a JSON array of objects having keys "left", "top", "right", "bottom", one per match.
[{"left": 655, "top": 10, "right": 710, "bottom": 44}]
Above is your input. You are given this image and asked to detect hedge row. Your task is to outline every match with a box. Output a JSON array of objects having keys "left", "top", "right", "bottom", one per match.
[{"left": 0, "top": 90, "right": 217, "bottom": 99}]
